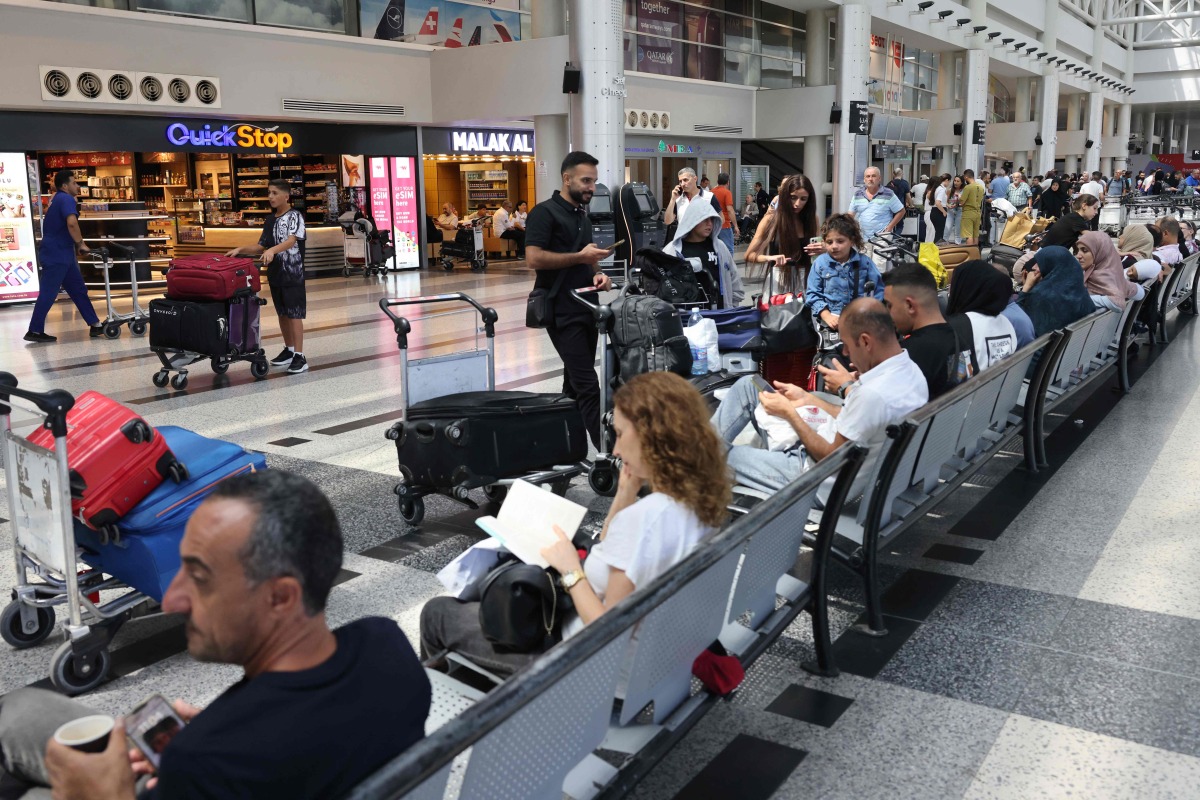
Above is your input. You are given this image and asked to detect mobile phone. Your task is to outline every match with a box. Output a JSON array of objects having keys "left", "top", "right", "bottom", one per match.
[
  {"left": 126, "top": 694, "right": 186, "bottom": 770},
  {"left": 809, "top": 237, "right": 823, "bottom": 245},
  {"left": 751, "top": 374, "right": 776, "bottom": 393},
  {"left": 608, "top": 239, "right": 626, "bottom": 250}
]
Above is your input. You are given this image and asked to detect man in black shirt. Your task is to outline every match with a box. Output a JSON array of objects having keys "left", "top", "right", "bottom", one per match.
[
  {"left": 3, "top": 471, "right": 429, "bottom": 800},
  {"left": 525, "top": 151, "right": 615, "bottom": 448},
  {"left": 823, "top": 263, "right": 964, "bottom": 399}
]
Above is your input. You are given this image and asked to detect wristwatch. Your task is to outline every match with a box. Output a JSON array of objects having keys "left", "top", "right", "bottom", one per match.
[
  {"left": 837, "top": 379, "right": 858, "bottom": 399},
  {"left": 559, "top": 569, "right": 586, "bottom": 591}
]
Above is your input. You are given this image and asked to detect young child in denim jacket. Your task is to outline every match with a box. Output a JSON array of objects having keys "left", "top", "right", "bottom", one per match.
[{"left": 805, "top": 213, "right": 886, "bottom": 330}]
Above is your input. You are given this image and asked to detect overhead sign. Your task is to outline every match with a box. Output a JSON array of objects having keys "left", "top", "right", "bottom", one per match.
[
  {"left": 0, "top": 152, "right": 41, "bottom": 306},
  {"left": 422, "top": 127, "right": 534, "bottom": 156},
  {"left": 849, "top": 101, "right": 870, "bottom": 135},
  {"left": 165, "top": 122, "right": 294, "bottom": 153},
  {"left": 972, "top": 120, "right": 987, "bottom": 146},
  {"left": 658, "top": 140, "right": 695, "bottom": 154}
]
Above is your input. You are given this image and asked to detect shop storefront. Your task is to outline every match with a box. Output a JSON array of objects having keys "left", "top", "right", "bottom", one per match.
[
  {"left": 420, "top": 126, "right": 536, "bottom": 217},
  {"left": 0, "top": 111, "right": 420, "bottom": 303},
  {"left": 624, "top": 136, "right": 739, "bottom": 210}
]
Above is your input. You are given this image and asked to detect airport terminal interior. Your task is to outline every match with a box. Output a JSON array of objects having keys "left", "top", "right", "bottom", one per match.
[{"left": 3, "top": 0, "right": 1200, "bottom": 798}]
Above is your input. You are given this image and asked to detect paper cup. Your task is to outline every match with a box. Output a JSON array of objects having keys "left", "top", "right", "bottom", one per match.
[{"left": 53, "top": 715, "right": 115, "bottom": 753}]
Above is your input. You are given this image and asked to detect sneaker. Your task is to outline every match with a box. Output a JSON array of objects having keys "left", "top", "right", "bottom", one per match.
[
  {"left": 287, "top": 353, "right": 309, "bottom": 374},
  {"left": 24, "top": 331, "right": 56, "bottom": 343},
  {"left": 89, "top": 324, "right": 105, "bottom": 338},
  {"left": 270, "top": 347, "right": 295, "bottom": 366}
]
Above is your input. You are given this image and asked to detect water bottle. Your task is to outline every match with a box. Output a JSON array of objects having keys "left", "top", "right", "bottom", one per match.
[{"left": 688, "top": 309, "right": 707, "bottom": 375}]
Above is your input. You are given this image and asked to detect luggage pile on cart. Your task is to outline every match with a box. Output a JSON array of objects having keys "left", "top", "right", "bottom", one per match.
[
  {"left": 149, "top": 254, "right": 270, "bottom": 390},
  {"left": 1, "top": 375, "right": 266, "bottom": 694}
]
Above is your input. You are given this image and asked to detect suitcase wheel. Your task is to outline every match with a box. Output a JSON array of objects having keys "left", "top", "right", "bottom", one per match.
[
  {"left": 121, "top": 420, "right": 153, "bottom": 445},
  {"left": 588, "top": 462, "right": 619, "bottom": 497},
  {"left": 398, "top": 495, "right": 425, "bottom": 526},
  {"left": 210, "top": 359, "right": 229, "bottom": 375},
  {"left": 168, "top": 460, "right": 189, "bottom": 484},
  {"left": 483, "top": 484, "right": 507, "bottom": 504},
  {"left": 50, "top": 639, "right": 111, "bottom": 696}
]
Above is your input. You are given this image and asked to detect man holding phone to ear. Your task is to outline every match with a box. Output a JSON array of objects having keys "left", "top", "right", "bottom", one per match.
[{"left": 525, "top": 151, "right": 614, "bottom": 449}]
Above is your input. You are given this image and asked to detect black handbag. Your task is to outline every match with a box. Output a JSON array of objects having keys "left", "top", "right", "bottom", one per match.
[
  {"left": 478, "top": 561, "right": 571, "bottom": 653},
  {"left": 527, "top": 222, "right": 588, "bottom": 329},
  {"left": 758, "top": 268, "right": 817, "bottom": 354}
]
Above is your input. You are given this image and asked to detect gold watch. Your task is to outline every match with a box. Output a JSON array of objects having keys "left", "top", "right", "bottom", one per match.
[{"left": 559, "top": 569, "right": 586, "bottom": 591}]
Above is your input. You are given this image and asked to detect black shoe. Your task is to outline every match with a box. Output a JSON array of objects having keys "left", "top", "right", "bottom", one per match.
[
  {"left": 89, "top": 325, "right": 105, "bottom": 338},
  {"left": 270, "top": 347, "right": 295, "bottom": 367},
  {"left": 287, "top": 354, "right": 309, "bottom": 374},
  {"left": 24, "top": 331, "right": 57, "bottom": 343}
]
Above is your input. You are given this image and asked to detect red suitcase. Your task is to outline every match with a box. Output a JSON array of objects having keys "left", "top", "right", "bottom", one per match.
[
  {"left": 166, "top": 254, "right": 261, "bottom": 301},
  {"left": 28, "top": 391, "right": 185, "bottom": 532}
]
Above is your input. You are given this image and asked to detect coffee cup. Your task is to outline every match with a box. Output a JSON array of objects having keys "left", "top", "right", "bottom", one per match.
[{"left": 53, "top": 715, "right": 115, "bottom": 753}]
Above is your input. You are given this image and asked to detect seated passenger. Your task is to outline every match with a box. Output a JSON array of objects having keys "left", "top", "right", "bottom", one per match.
[
  {"left": 1075, "top": 231, "right": 1140, "bottom": 311},
  {"left": 805, "top": 214, "right": 885, "bottom": 331},
  {"left": 436, "top": 203, "right": 459, "bottom": 232},
  {"left": 662, "top": 192, "right": 744, "bottom": 308},
  {"left": 1154, "top": 216, "right": 1184, "bottom": 268},
  {"left": 1039, "top": 194, "right": 1100, "bottom": 251},
  {"left": 711, "top": 298, "right": 927, "bottom": 493},
  {"left": 944, "top": 260, "right": 1020, "bottom": 370},
  {"left": 1179, "top": 219, "right": 1197, "bottom": 257},
  {"left": 491, "top": 200, "right": 525, "bottom": 258},
  {"left": 1017, "top": 246, "right": 1099, "bottom": 336},
  {"left": 0, "top": 471, "right": 430, "bottom": 800},
  {"left": 420, "top": 372, "right": 730, "bottom": 677}
]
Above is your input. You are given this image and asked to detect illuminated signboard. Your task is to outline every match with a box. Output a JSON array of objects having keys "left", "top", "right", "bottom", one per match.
[
  {"left": 0, "top": 153, "right": 40, "bottom": 306},
  {"left": 165, "top": 122, "right": 294, "bottom": 153}
]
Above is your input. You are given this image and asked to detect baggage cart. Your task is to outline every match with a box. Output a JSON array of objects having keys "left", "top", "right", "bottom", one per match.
[
  {"left": 91, "top": 242, "right": 149, "bottom": 340},
  {"left": 148, "top": 291, "right": 269, "bottom": 390},
  {"left": 438, "top": 220, "right": 487, "bottom": 272},
  {"left": 380, "top": 293, "right": 585, "bottom": 526}
]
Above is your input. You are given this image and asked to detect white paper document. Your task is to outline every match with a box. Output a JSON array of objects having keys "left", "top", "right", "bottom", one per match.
[{"left": 475, "top": 479, "right": 588, "bottom": 569}]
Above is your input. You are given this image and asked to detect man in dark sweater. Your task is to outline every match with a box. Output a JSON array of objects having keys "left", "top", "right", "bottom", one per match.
[{"left": 1, "top": 471, "right": 430, "bottom": 800}]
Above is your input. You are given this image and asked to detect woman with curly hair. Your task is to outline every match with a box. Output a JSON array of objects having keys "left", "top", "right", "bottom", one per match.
[{"left": 420, "top": 372, "right": 731, "bottom": 676}]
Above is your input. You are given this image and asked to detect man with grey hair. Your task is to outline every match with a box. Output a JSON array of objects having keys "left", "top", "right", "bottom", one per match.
[
  {"left": 663, "top": 166, "right": 721, "bottom": 228},
  {"left": 848, "top": 166, "right": 906, "bottom": 240},
  {"left": 1, "top": 470, "right": 430, "bottom": 800}
]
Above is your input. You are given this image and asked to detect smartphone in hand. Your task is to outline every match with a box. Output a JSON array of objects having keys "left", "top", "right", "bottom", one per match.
[
  {"left": 126, "top": 694, "right": 187, "bottom": 770},
  {"left": 751, "top": 375, "right": 776, "bottom": 393}
]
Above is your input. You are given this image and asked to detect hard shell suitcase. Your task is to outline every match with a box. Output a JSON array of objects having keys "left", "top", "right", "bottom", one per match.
[
  {"left": 678, "top": 306, "right": 762, "bottom": 351},
  {"left": 166, "top": 254, "right": 261, "bottom": 301},
  {"left": 388, "top": 392, "right": 588, "bottom": 490},
  {"left": 27, "top": 391, "right": 183, "bottom": 532},
  {"left": 149, "top": 298, "right": 228, "bottom": 355},
  {"left": 74, "top": 426, "right": 268, "bottom": 602},
  {"left": 228, "top": 295, "right": 263, "bottom": 354}
]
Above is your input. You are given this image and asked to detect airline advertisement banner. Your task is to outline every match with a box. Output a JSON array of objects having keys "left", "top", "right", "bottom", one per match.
[
  {"left": 0, "top": 152, "right": 40, "bottom": 306},
  {"left": 362, "top": 0, "right": 522, "bottom": 45}
]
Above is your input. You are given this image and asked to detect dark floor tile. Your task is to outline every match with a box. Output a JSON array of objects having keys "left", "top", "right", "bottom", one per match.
[
  {"left": 671, "top": 734, "right": 806, "bottom": 800},
  {"left": 1047, "top": 599, "right": 1200, "bottom": 680},
  {"left": 922, "top": 543, "right": 984, "bottom": 565},
  {"left": 1014, "top": 649, "right": 1200, "bottom": 758},
  {"left": 925, "top": 579, "right": 1074, "bottom": 646},
  {"left": 110, "top": 623, "right": 188, "bottom": 678},
  {"left": 267, "top": 437, "right": 311, "bottom": 447},
  {"left": 332, "top": 568, "right": 361, "bottom": 587},
  {"left": 313, "top": 409, "right": 404, "bottom": 436},
  {"left": 879, "top": 569, "right": 961, "bottom": 622},
  {"left": 830, "top": 615, "right": 921, "bottom": 679},
  {"left": 763, "top": 684, "right": 854, "bottom": 728},
  {"left": 876, "top": 624, "right": 1044, "bottom": 711}
]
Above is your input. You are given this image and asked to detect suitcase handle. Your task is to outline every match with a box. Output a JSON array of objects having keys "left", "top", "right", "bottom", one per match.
[
  {"left": 0, "top": 373, "right": 75, "bottom": 437},
  {"left": 379, "top": 294, "right": 498, "bottom": 350},
  {"left": 569, "top": 287, "right": 614, "bottom": 327}
]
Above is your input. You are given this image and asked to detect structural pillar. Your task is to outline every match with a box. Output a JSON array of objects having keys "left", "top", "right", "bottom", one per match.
[
  {"left": 961, "top": 49, "right": 989, "bottom": 176},
  {"left": 832, "top": 1, "right": 870, "bottom": 213},
  {"left": 1015, "top": 77, "right": 1033, "bottom": 171},
  {"left": 1064, "top": 93, "right": 1082, "bottom": 174},
  {"left": 1037, "top": 72, "right": 1060, "bottom": 175},
  {"left": 567, "top": 0, "right": 625, "bottom": 190},
  {"left": 1084, "top": 93, "right": 1103, "bottom": 174},
  {"left": 804, "top": 8, "right": 830, "bottom": 212},
  {"left": 1117, "top": 103, "right": 1133, "bottom": 172},
  {"left": 532, "top": 0, "right": 568, "bottom": 203},
  {"left": 1146, "top": 111, "right": 1157, "bottom": 147}
]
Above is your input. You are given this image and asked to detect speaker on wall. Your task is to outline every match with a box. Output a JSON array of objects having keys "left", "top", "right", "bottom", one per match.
[
  {"left": 953, "top": 122, "right": 963, "bottom": 136},
  {"left": 562, "top": 63, "right": 581, "bottom": 94},
  {"left": 1085, "top": 139, "right": 1095, "bottom": 148},
  {"left": 1035, "top": 133, "right": 1043, "bottom": 146},
  {"left": 829, "top": 103, "right": 841, "bottom": 124}
]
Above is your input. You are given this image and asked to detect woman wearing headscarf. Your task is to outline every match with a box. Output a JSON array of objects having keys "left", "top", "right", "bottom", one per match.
[
  {"left": 1037, "top": 177, "right": 1068, "bottom": 220},
  {"left": 1017, "top": 246, "right": 1099, "bottom": 336},
  {"left": 945, "top": 260, "right": 1021, "bottom": 368},
  {"left": 1074, "top": 230, "right": 1139, "bottom": 311}
]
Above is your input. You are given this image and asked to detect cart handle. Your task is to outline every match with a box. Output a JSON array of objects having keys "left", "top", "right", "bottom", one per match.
[
  {"left": 568, "top": 286, "right": 614, "bottom": 325},
  {"left": 378, "top": 293, "right": 499, "bottom": 351},
  {"left": 0, "top": 373, "right": 75, "bottom": 438}
]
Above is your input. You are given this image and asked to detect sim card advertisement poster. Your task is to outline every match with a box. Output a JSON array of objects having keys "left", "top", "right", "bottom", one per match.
[
  {"left": 0, "top": 152, "right": 40, "bottom": 305},
  {"left": 368, "top": 156, "right": 421, "bottom": 270}
]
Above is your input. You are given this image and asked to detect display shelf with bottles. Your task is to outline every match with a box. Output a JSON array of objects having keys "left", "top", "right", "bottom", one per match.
[
  {"left": 231, "top": 153, "right": 307, "bottom": 226},
  {"left": 462, "top": 169, "right": 510, "bottom": 211}
]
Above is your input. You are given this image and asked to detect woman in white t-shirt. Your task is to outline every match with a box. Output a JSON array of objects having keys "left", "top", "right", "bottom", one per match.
[
  {"left": 924, "top": 174, "right": 951, "bottom": 244},
  {"left": 419, "top": 372, "right": 731, "bottom": 675},
  {"left": 945, "top": 259, "right": 1019, "bottom": 372}
]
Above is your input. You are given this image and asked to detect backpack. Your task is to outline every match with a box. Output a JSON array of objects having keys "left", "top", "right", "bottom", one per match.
[
  {"left": 636, "top": 247, "right": 716, "bottom": 306},
  {"left": 609, "top": 293, "right": 693, "bottom": 383}
]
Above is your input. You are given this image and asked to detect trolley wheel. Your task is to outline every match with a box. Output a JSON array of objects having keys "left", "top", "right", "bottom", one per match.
[
  {"left": 170, "top": 373, "right": 188, "bottom": 391},
  {"left": 130, "top": 320, "right": 147, "bottom": 337},
  {"left": 399, "top": 495, "right": 425, "bottom": 526},
  {"left": 103, "top": 322, "right": 122, "bottom": 340},
  {"left": 550, "top": 478, "right": 571, "bottom": 497},
  {"left": 342, "top": 266, "right": 351, "bottom": 277},
  {"left": 210, "top": 358, "right": 229, "bottom": 375},
  {"left": 1, "top": 603, "right": 55, "bottom": 649},
  {"left": 441, "top": 258, "right": 454, "bottom": 272},
  {"left": 483, "top": 484, "right": 508, "bottom": 504},
  {"left": 588, "top": 464, "right": 619, "bottom": 497},
  {"left": 168, "top": 460, "right": 189, "bottom": 484},
  {"left": 250, "top": 360, "right": 269, "bottom": 379},
  {"left": 49, "top": 639, "right": 111, "bottom": 696},
  {"left": 152, "top": 371, "right": 170, "bottom": 388}
]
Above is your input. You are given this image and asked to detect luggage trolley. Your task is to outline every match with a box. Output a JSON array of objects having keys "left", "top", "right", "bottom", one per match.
[
  {"left": 148, "top": 290, "right": 270, "bottom": 390},
  {"left": 91, "top": 243, "right": 149, "bottom": 340},
  {"left": 438, "top": 220, "right": 487, "bottom": 272},
  {"left": 340, "top": 217, "right": 396, "bottom": 277},
  {"left": 569, "top": 284, "right": 624, "bottom": 497},
  {"left": 0, "top": 375, "right": 157, "bottom": 694},
  {"left": 380, "top": 293, "right": 585, "bottom": 526}
]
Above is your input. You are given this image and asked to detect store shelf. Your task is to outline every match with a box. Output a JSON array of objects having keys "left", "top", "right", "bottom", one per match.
[
  {"left": 139, "top": 184, "right": 188, "bottom": 188},
  {"left": 80, "top": 237, "right": 171, "bottom": 242},
  {"left": 78, "top": 214, "right": 171, "bottom": 220}
]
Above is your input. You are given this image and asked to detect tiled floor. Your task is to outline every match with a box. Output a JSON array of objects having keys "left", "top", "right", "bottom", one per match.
[{"left": 2, "top": 262, "right": 1200, "bottom": 798}]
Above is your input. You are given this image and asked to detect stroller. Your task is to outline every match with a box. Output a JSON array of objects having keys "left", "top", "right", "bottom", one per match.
[
  {"left": 439, "top": 219, "right": 487, "bottom": 272},
  {"left": 340, "top": 216, "right": 396, "bottom": 277}
]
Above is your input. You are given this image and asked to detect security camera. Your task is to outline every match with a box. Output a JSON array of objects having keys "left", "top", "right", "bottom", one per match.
[{"left": 865, "top": 79, "right": 880, "bottom": 86}]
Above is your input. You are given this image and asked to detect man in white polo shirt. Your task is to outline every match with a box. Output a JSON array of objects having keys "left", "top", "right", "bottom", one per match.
[{"left": 491, "top": 200, "right": 524, "bottom": 258}]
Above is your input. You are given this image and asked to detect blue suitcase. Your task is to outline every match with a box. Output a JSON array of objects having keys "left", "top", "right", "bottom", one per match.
[{"left": 74, "top": 426, "right": 268, "bottom": 602}]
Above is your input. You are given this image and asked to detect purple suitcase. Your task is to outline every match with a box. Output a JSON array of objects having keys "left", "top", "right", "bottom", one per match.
[{"left": 228, "top": 296, "right": 263, "bottom": 355}]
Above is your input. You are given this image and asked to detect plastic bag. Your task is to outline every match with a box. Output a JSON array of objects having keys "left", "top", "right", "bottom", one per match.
[
  {"left": 684, "top": 316, "right": 720, "bottom": 373},
  {"left": 918, "top": 242, "right": 948, "bottom": 288}
]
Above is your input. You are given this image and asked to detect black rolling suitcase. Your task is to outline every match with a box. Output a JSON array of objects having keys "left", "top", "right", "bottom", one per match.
[
  {"left": 689, "top": 369, "right": 741, "bottom": 412},
  {"left": 149, "top": 298, "right": 228, "bottom": 354},
  {"left": 387, "top": 391, "right": 589, "bottom": 490}
]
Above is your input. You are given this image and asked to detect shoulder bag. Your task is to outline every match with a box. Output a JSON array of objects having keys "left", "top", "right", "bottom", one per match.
[
  {"left": 526, "top": 222, "right": 588, "bottom": 329},
  {"left": 478, "top": 561, "right": 571, "bottom": 653}
]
